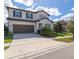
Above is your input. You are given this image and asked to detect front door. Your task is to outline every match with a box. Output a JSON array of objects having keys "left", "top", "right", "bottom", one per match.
[{"left": 39, "top": 23, "right": 42, "bottom": 31}]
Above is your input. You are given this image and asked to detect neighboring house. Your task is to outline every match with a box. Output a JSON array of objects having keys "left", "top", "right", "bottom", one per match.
[
  {"left": 6, "top": 7, "right": 53, "bottom": 33},
  {"left": 59, "top": 20, "right": 67, "bottom": 32}
]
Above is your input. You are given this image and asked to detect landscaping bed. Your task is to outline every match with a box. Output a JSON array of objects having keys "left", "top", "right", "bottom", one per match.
[
  {"left": 4, "top": 32, "right": 13, "bottom": 43},
  {"left": 4, "top": 32, "right": 13, "bottom": 50}
]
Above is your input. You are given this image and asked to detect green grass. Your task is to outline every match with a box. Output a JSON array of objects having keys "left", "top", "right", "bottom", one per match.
[
  {"left": 53, "top": 32, "right": 73, "bottom": 37},
  {"left": 4, "top": 38, "right": 12, "bottom": 43},
  {"left": 4, "top": 46, "right": 9, "bottom": 50},
  {"left": 55, "top": 37, "right": 73, "bottom": 42},
  {"left": 4, "top": 33, "right": 13, "bottom": 43}
]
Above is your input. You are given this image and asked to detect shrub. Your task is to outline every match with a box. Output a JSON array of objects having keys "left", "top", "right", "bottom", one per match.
[
  {"left": 40, "top": 26, "right": 53, "bottom": 37},
  {"left": 53, "top": 22, "right": 63, "bottom": 33},
  {"left": 4, "top": 32, "right": 13, "bottom": 43},
  {"left": 4, "top": 25, "right": 8, "bottom": 36}
]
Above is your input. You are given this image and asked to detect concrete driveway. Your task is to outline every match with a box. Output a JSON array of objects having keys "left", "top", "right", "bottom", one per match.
[
  {"left": 13, "top": 33, "right": 44, "bottom": 39},
  {"left": 5, "top": 33, "right": 73, "bottom": 59}
]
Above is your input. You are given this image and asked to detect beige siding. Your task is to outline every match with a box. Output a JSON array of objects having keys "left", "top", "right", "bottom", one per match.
[
  {"left": 36, "top": 19, "right": 53, "bottom": 32},
  {"left": 8, "top": 9, "right": 36, "bottom": 20},
  {"left": 38, "top": 12, "right": 49, "bottom": 19},
  {"left": 34, "top": 12, "right": 49, "bottom": 20},
  {"left": 8, "top": 8, "right": 49, "bottom": 20}
]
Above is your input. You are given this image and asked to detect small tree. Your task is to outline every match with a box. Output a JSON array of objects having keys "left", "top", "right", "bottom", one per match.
[
  {"left": 4, "top": 25, "right": 8, "bottom": 36},
  {"left": 40, "top": 26, "right": 53, "bottom": 37},
  {"left": 53, "top": 23, "right": 58, "bottom": 33},
  {"left": 57, "top": 22, "right": 62, "bottom": 33},
  {"left": 66, "top": 20, "right": 74, "bottom": 33},
  {"left": 53, "top": 22, "right": 62, "bottom": 33}
]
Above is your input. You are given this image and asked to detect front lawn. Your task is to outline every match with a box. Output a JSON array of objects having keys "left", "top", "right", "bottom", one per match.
[
  {"left": 53, "top": 32, "right": 73, "bottom": 37},
  {"left": 54, "top": 37, "right": 73, "bottom": 42},
  {"left": 4, "top": 46, "right": 9, "bottom": 50},
  {"left": 4, "top": 38, "right": 12, "bottom": 43},
  {"left": 4, "top": 33, "right": 13, "bottom": 43}
]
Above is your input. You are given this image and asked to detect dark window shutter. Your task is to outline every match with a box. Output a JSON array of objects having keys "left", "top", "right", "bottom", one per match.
[
  {"left": 31, "top": 14, "right": 33, "bottom": 19},
  {"left": 26, "top": 13, "right": 28, "bottom": 18},
  {"left": 20, "top": 12, "right": 22, "bottom": 17},
  {"left": 13, "top": 10, "right": 15, "bottom": 17}
]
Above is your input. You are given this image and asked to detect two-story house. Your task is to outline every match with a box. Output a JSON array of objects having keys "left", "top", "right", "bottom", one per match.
[{"left": 6, "top": 7, "right": 53, "bottom": 33}]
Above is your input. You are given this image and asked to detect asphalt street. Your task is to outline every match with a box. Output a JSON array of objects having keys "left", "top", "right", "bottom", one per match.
[{"left": 33, "top": 45, "right": 74, "bottom": 59}]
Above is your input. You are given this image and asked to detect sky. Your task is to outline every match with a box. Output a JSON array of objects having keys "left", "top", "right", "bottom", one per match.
[{"left": 4, "top": 0, "right": 74, "bottom": 21}]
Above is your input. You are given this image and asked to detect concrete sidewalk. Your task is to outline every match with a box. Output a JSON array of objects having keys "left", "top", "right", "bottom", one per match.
[{"left": 4, "top": 38, "right": 73, "bottom": 59}]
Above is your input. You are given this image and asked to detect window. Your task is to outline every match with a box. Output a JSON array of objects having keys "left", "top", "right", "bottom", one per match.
[
  {"left": 48, "top": 24, "right": 51, "bottom": 27},
  {"left": 45, "top": 24, "right": 51, "bottom": 27},
  {"left": 13, "top": 10, "right": 22, "bottom": 17},
  {"left": 45, "top": 24, "right": 48, "bottom": 26},
  {"left": 26, "top": 13, "right": 33, "bottom": 19},
  {"left": 39, "top": 23, "right": 42, "bottom": 30}
]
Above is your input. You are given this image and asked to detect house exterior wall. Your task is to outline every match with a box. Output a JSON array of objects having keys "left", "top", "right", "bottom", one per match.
[
  {"left": 33, "top": 12, "right": 49, "bottom": 20},
  {"left": 38, "top": 12, "right": 49, "bottom": 19},
  {"left": 8, "top": 8, "right": 49, "bottom": 20},
  {"left": 36, "top": 19, "right": 53, "bottom": 32},
  {"left": 7, "top": 7, "right": 53, "bottom": 33},
  {"left": 8, "top": 9, "right": 35, "bottom": 20},
  {"left": 8, "top": 19, "right": 53, "bottom": 33}
]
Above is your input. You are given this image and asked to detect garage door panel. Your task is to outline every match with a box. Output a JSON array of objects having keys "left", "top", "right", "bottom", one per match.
[{"left": 13, "top": 24, "right": 34, "bottom": 33}]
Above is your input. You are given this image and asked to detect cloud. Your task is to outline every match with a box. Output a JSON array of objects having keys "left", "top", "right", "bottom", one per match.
[
  {"left": 36, "top": 6, "right": 61, "bottom": 16},
  {"left": 4, "top": 7, "right": 8, "bottom": 22},
  {"left": 60, "top": 13, "right": 74, "bottom": 20},
  {"left": 53, "top": 18, "right": 60, "bottom": 21},
  {"left": 4, "top": 0, "right": 16, "bottom": 22},
  {"left": 26, "top": 6, "right": 61, "bottom": 16},
  {"left": 4, "top": 0, "right": 13, "bottom": 7},
  {"left": 71, "top": 8, "right": 74, "bottom": 11},
  {"left": 4, "top": 0, "right": 13, "bottom": 22},
  {"left": 14, "top": 0, "right": 34, "bottom": 6},
  {"left": 65, "top": 0, "right": 68, "bottom": 3},
  {"left": 13, "top": 0, "right": 61, "bottom": 16},
  {"left": 53, "top": 12, "right": 74, "bottom": 21}
]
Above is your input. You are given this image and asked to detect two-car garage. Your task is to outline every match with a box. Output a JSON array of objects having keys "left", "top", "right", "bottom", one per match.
[{"left": 13, "top": 24, "right": 34, "bottom": 33}]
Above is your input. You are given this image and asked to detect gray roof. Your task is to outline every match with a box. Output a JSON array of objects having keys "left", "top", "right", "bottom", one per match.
[{"left": 7, "top": 17, "right": 54, "bottom": 23}]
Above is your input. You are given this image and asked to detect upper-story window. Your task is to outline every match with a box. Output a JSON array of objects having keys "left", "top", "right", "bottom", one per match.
[
  {"left": 26, "top": 13, "right": 33, "bottom": 19},
  {"left": 13, "top": 10, "right": 22, "bottom": 17}
]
